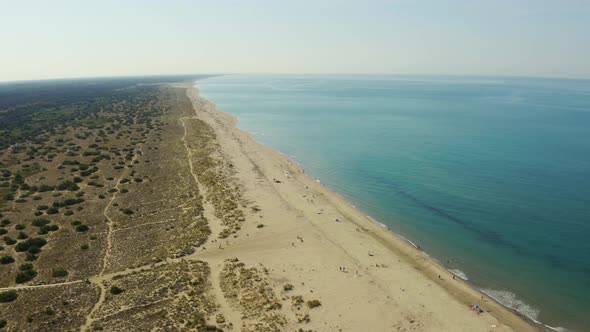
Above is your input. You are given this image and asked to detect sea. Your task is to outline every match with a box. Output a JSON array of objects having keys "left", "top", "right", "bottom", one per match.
[{"left": 197, "top": 75, "right": 590, "bottom": 332}]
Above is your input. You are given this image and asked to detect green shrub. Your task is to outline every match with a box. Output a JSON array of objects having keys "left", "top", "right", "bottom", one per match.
[
  {"left": 0, "top": 319, "right": 6, "bottom": 328},
  {"left": 15, "top": 224, "right": 25, "bottom": 230},
  {"left": 52, "top": 198, "right": 84, "bottom": 208},
  {"left": 19, "top": 263, "right": 34, "bottom": 271},
  {"left": 3, "top": 237, "right": 16, "bottom": 245},
  {"left": 38, "top": 224, "right": 58, "bottom": 235},
  {"left": 15, "top": 237, "right": 47, "bottom": 252},
  {"left": 0, "top": 219, "right": 10, "bottom": 227},
  {"left": 51, "top": 268, "right": 68, "bottom": 278},
  {"left": 120, "top": 208, "right": 133, "bottom": 215},
  {"left": 57, "top": 180, "right": 79, "bottom": 191},
  {"left": 0, "top": 255, "right": 14, "bottom": 264},
  {"left": 44, "top": 307, "right": 55, "bottom": 316},
  {"left": 0, "top": 229, "right": 6, "bottom": 236},
  {"left": 110, "top": 285, "right": 124, "bottom": 295},
  {"left": 0, "top": 290, "right": 17, "bottom": 302},
  {"left": 75, "top": 225, "right": 89, "bottom": 232},
  {"left": 15, "top": 267, "right": 37, "bottom": 283},
  {"left": 31, "top": 218, "right": 50, "bottom": 227},
  {"left": 81, "top": 243, "right": 89, "bottom": 250},
  {"left": 38, "top": 184, "right": 55, "bottom": 192}
]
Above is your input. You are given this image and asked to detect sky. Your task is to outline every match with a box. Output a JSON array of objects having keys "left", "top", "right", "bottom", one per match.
[{"left": 1, "top": 0, "right": 589, "bottom": 81}]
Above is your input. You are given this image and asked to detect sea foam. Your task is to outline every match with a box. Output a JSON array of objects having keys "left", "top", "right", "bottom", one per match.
[
  {"left": 481, "top": 289, "right": 540, "bottom": 321},
  {"left": 449, "top": 269, "right": 468, "bottom": 280}
]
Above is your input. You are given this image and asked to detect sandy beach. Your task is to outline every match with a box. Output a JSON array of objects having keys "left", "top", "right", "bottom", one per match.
[{"left": 185, "top": 85, "right": 540, "bottom": 332}]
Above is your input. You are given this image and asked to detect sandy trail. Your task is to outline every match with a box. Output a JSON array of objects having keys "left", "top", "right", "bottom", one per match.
[{"left": 0, "top": 280, "right": 83, "bottom": 291}]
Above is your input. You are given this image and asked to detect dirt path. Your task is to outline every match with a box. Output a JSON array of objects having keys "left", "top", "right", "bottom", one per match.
[
  {"left": 0, "top": 280, "right": 83, "bottom": 291},
  {"left": 205, "top": 257, "right": 241, "bottom": 331}
]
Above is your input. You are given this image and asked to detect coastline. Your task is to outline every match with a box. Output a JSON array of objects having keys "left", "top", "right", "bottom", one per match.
[{"left": 187, "top": 84, "right": 541, "bottom": 331}]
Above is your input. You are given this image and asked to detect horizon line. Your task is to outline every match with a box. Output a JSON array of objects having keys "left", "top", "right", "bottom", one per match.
[{"left": 2, "top": 72, "right": 590, "bottom": 84}]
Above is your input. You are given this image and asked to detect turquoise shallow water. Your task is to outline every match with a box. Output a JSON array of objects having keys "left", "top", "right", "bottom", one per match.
[{"left": 197, "top": 75, "right": 590, "bottom": 331}]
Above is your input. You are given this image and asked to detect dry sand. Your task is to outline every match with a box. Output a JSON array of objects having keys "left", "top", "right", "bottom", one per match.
[{"left": 186, "top": 86, "right": 539, "bottom": 332}]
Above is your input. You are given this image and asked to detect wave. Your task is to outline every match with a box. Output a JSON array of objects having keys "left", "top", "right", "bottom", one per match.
[
  {"left": 546, "top": 326, "right": 575, "bottom": 332},
  {"left": 449, "top": 269, "right": 468, "bottom": 280},
  {"left": 481, "top": 289, "right": 540, "bottom": 322}
]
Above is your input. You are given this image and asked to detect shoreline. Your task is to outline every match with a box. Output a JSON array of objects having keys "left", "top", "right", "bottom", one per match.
[
  {"left": 249, "top": 144, "right": 552, "bottom": 330},
  {"left": 188, "top": 83, "right": 543, "bottom": 331}
]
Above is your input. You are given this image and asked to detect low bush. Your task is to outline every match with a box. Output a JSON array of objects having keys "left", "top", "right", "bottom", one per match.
[
  {"left": 3, "top": 237, "right": 16, "bottom": 245},
  {"left": 0, "top": 290, "right": 17, "bottom": 302},
  {"left": 57, "top": 180, "right": 79, "bottom": 191},
  {"left": 52, "top": 268, "right": 68, "bottom": 278},
  {"left": 52, "top": 198, "right": 84, "bottom": 208},
  {"left": 120, "top": 208, "right": 133, "bottom": 215},
  {"left": 110, "top": 285, "right": 124, "bottom": 295},
  {"left": 15, "top": 237, "right": 47, "bottom": 252},
  {"left": 31, "top": 218, "right": 50, "bottom": 227},
  {"left": 75, "top": 225, "right": 89, "bottom": 232},
  {"left": 15, "top": 266, "right": 37, "bottom": 283},
  {"left": 0, "top": 255, "right": 14, "bottom": 264},
  {"left": 306, "top": 300, "right": 322, "bottom": 309}
]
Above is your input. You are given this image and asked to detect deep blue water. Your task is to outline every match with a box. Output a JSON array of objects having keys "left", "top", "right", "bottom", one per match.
[{"left": 197, "top": 75, "right": 590, "bottom": 331}]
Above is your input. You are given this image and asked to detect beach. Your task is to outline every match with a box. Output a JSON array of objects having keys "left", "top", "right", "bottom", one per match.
[{"left": 185, "top": 85, "right": 540, "bottom": 332}]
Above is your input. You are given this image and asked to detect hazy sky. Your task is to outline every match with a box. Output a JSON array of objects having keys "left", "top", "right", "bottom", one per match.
[{"left": 2, "top": 0, "right": 589, "bottom": 81}]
